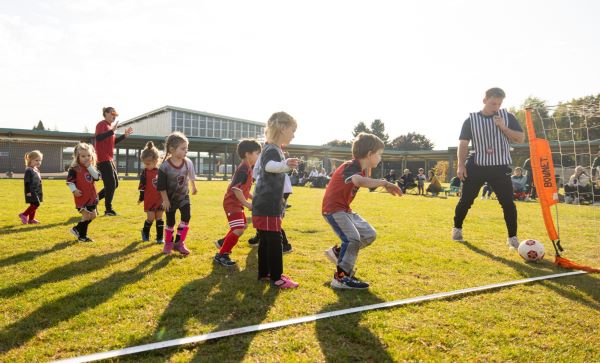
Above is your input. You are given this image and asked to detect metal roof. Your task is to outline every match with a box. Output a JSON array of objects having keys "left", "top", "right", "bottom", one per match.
[{"left": 119, "top": 105, "right": 266, "bottom": 127}]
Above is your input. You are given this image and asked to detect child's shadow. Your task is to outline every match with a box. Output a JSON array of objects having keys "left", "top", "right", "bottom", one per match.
[
  {"left": 0, "top": 216, "right": 81, "bottom": 235},
  {"left": 0, "top": 239, "right": 77, "bottom": 269},
  {"left": 316, "top": 284, "right": 394, "bottom": 362}
]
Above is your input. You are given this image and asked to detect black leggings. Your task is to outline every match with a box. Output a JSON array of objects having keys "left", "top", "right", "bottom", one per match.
[
  {"left": 454, "top": 163, "right": 517, "bottom": 237},
  {"left": 166, "top": 204, "right": 191, "bottom": 227},
  {"left": 257, "top": 230, "right": 283, "bottom": 282},
  {"left": 97, "top": 161, "right": 119, "bottom": 210}
]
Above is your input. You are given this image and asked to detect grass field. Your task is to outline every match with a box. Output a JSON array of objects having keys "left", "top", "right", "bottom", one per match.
[{"left": 1, "top": 179, "right": 599, "bottom": 362}]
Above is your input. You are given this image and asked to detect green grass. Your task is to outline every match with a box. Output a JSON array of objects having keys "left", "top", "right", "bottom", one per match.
[{"left": 1, "top": 179, "right": 599, "bottom": 362}]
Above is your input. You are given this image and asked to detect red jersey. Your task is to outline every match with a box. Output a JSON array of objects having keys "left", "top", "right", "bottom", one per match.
[
  {"left": 67, "top": 165, "right": 99, "bottom": 208},
  {"left": 139, "top": 168, "right": 162, "bottom": 212},
  {"left": 223, "top": 161, "right": 253, "bottom": 213},
  {"left": 322, "top": 159, "right": 364, "bottom": 214},
  {"left": 95, "top": 120, "right": 115, "bottom": 163}
]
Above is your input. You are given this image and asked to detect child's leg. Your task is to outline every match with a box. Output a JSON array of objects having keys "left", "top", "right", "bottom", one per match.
[
  {"left": 163, "top": 209, "right": 176, "bottom": 254},
  {"left": 78, "top": 209, "right": 96, "bottom": 238},
  {"left": 263, "top": 230, "right": 283, "bottom": 282},
  {"left": 257, "top": 230, "right": 270, "bottom": 279},
  {"left": 174, "top": 205, "right": 191, "bottom": 255},
  {"left": 324, "top": 212, "right": 363, "bottom": 275},
  {"left": 155, "top": 210, "right": 164, "bottom": 242},
  {"left": 219, "top": 212, "right": 246, "bottom": 255},
  {"left": 28, "top": 204, "right": 39, "bottom": 221}
]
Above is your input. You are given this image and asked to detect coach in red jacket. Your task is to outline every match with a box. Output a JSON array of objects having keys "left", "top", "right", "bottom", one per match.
[{"left": 95, "top": 107, "right": 133, "bottom": 216}]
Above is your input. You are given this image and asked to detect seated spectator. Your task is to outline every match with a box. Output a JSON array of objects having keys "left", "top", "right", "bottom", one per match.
[
  {"left": 481, "top": 182, "right": 493, "bottom": 199},
  {"left": 416, "top": 168, "right": 426, "bottom": 195},
  {"left": 564, "top": 166, "right": 592, "bottom": 204},
  {"left": 425, "top": 170, "right": 443, "bottom": 196},
  {"left": 384, "top": 169, "right": 398, "bottom": 183},
  {"left": 308, "top": 167, "right": 319, "bottom": 179},
  {"left": 289, "top": 169, "right": 299, "bottom": 186},
  {"left": 398, "top": 169, "right": 417, "bottom": 193},
  {"left": 449, "top": 176, "right": 461, "bottom": 196}
]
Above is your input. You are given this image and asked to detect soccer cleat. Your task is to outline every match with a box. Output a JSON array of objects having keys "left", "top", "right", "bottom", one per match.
[
  {"left": 214, "top": 253, "right": 236, "bottom": 266},
  {"left": 174, "top": 242, "right": 190, "bottom": 256},
  {"left": 104, "top": 210, "right": 118, "bottom": 216},
  {"left": 78, "top": 236, "right": 94, "bottom": 242},
  {"left": 215, "top": 238, "right": 224, "bottom": 249},
  {"left": 70, "top": 227, "right": 80, "bottom": 239},
  {"left": 507, "top": 236, "right": 519, "bottom": 250},
  {"left": 248, "top": 235, "right": 259, "bottom": 246},
  {"left": 141, "top": 229, "right": 150, "bottom": 242},
  {"left": 272, "top": 274, "right": 299, "bottom": 289},
  {"left": 451, "top": 227, "right": 464, "bottom": 242},
  {"left": 18, "top": 213, "right": 28, "bottom": 225},
  {"left": 324, "top": 245, "right": 340, "bottom": 264},
  {"left": 163, "top": 241, "right": 174, "bottom": 255},
  {"left": 331, "top": 272, "right": 369, "bottom": 289},
  {"left": 28, "top": 219, "right": 40, "bottom": 224},
  {"left": 282, "top": 243, "right": 293, "bottom": 254}
]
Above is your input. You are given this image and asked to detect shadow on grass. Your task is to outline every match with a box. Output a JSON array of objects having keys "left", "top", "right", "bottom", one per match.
[
  {"left": 0, "top": 216, "right": 81, "bottom": 235},
  {"left": 126, "top": 250, "right": 280, "bottom": 362},
  {"left": 0, "top": 253, "right": 169, "bottom": 354},
  {"left": 316, "top": 285, "right": 394, "bottom": 362},
  {"left": 462, "top": 241, "right": 600, "bottom": 311},
  {"left": 0, "top": 241, "right": 150, "bottom": 299},
  {"left": 0, "top": 240, "right": 77, "bottom": 269}
]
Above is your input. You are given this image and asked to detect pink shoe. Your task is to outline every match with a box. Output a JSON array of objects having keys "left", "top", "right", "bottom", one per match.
[
  {"left": 162, "top": 241, "right": 174, "bottom": 255},
  {"left": 18, "top": 213, "right": 28, "bottom": 225},
  {"left": 174, "top": 242, "right": 190, "bottom": 256},
  {"left": 273, "top": 274, "right": 299, "bottom": 289},
  {"left": 28, "top": 219, "right": 40, "bottom": 224}
]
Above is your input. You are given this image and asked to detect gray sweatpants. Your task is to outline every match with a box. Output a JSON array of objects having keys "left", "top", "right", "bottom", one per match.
[{"left": 323, "top": 212, "right": 377, "bottom": 274}]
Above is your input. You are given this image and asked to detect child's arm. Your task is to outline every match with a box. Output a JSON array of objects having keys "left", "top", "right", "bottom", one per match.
[
  {"left": 24, "top": 168, "right": 33, "bottom": 197},
  {"left": 159, "top": 191, "right": 171, "bottom": 212},
  {"left": 86, "top": 165, "right": 100, "bottom": 181},
  {"left": 351, "top": 175, "right": 402, "bottom": 196},
  {"left": 66, "top": 168, "right": 83, "bottom": 197},
  {"left": 233, "top": 188, "right": 252, "bottom": 210},
  {"left": 186, "top": 158, "right": 197, "bottom": 195},
  {"left": 138, "top": 170, "right": 146, "bottom": 204},
  {"left": 264, "top": 158, "right": 299, "bottom": 174},
  {"left": 157, "top": 168, "right": 170, "bottom": 211}
]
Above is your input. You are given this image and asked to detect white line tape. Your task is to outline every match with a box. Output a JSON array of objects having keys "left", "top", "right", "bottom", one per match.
[{"left": 53, "top": 270, "right": 587, "bottom": 363}]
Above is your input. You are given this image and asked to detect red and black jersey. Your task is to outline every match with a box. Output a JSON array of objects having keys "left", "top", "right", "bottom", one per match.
[
  {"left": 139, "top": 168, "right": 162, "bottom": 212},
  {"left": 67, "top": 165, "right": 99, "bottom": 208},
  {"left": 322, "top": 159, "right": 364, "bottom": 214},
  {"left": 95, "top": 120, "right": 115, "bottom": 163},
  {"left": 223, "top": 161, "right": 253, "bottom": 213}
]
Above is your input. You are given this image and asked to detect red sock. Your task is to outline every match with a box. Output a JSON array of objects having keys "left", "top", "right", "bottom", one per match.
[
  {"left": 219, "top": 229, "right": 241, "bottom": 254},
  {"left": 23, "top": 205, "right": 37, "bottom": 220}
]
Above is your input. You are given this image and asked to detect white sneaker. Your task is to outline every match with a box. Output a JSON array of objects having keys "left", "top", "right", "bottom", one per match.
[
  {"left": 452, "top": 228, "right": 464, "bottom": 242},
  {"left": 507, "top": 236, "right": 519, "bottom": 250}
]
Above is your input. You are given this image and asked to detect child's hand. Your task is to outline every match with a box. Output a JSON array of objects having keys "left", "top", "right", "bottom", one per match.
[
  {"left": 192, "top": 185, "right": 198, "bottom": 195},
  {"left": 163, "top": 200, "right": 171, "bottom": 212},
  {"left": 73, "top": 189, "right": 83, "bottom": 197},
  {"left": 83, "top": 160, "right": 91, "bottom": 168},
  {"left": 26, "top": 192, "right": 31, "bottom": 197},
  {"left": 244, "top": 201, "right": 253, "bottom": 210},
  {"left": 286, "top": 158, "right": 300, "bottom": 169},
  {"left": 385, "top": 182, "right": 403, "bottom": 197}
]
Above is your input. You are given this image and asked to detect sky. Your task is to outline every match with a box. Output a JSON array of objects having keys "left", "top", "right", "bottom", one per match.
[{"left": 1, "top": 0, "right": 599, "bottom": 149}]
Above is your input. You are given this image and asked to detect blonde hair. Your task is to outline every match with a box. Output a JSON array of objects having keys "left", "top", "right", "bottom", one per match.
[
  {"left": 24, "top": 150, "right": 43, "bottom": 167},
  {"left": 163, "top": 132, "right": 189, "bottom": 160},
  {"left": 140, "top": 141, "right": 160, "bottom": 162},
  {"left": 71, "top": 143, "right": 97, "bottom": 167},
  {"left": 352, "top": 132, "right": 385, "bottom": 159},
  {"left": 265, "top": 112, "right": 297, "bottom": 143}
]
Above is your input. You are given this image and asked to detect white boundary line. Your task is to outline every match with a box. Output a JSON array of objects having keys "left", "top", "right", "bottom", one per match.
[{"left": 53, "top": 270, "right": 587, "bottom": 363}]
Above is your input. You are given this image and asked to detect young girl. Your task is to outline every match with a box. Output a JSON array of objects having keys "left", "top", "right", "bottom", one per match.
[
  {"left": 416, "top": 168, "right": 426, "bottom": 195},
  {"left": 157, "top": 132, "right": 197, "bottom": 256},
  {"left": 67, "top": 143, "right": 100, "bottom": 242},
  {"left": 138, "top": 141, "right": 165, "bottom": 243},
  {"left": 252, "top": 112, "right": 300, "bottom": 288},
  {"left": 19, "top": 150, "right": 44, "bottom": 224},
  {"left": 426, "top": 169, "right": 443, "bottom": 196}
]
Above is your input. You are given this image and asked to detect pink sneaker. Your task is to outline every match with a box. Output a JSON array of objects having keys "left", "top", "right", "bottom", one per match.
[
  {"left": 18, "top": 213, "right": 28, "bottom": 225},
  {"left": 174, "top": 242, "right": 190, "bottom": 256},
  {"left": 28, "top": 219, "right": 40, "bottom": 224},
  {"left": 162, "top": 241, "right": 174, "bottom": 255},
  {"left": 273, "top": 274, "right": 299, "bottom": 289}
]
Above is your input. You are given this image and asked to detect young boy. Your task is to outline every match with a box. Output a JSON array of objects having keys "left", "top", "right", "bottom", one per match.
[
  {"left": 214, "top": 139, "right": 262, "bottom": 266},
  {"left": 322, "top": 133, "right": 402, "bottom": 289}
]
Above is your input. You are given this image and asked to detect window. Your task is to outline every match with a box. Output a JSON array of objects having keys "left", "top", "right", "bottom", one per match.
[
  {"left": 184, "top": 112, "right": 191, "bottom": 135},
  {"left": 207, "top": 117, "right": 214, "bottom": 138},
  {"left": 213, "top": 118, "right": 221, "bottom": 138},
  {"left": 199, "top": 115, "right": 206, "bottom": 137},
  {"left": 191, "top": 114, "right": 198, "bottom": 136}
]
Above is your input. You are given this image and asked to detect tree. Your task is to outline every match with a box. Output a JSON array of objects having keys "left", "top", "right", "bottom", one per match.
[
  {"left": 352, "top": 122, "right": 371, "bottom": 137},
  {"left": 390, "top": 132, "right": 434, "bottom": 150},
  {"left": 370, "top": 119, "right": 389, "bottom": 145},
  {"left": 325, "top": 139, "right": 352, "bottom": 147},
  {"left": 509, "top": 96, "right": 549, "bottom": 142},
  {"left": 33, "top": 120, "right": 46, "bottom": 131},
  {"left": 83, "top": 126, "right": 90, "bottom": 133}
]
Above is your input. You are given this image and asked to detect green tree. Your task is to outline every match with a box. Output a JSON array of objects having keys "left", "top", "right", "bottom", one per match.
[
  {"left": 370, "top": 119, "right": 389, "bottom": 145},
  {"left": 325, "top": 139, "right": 352, "bottom": 147},
  {"left": 33, "top": 120, "right": 46, "bottom": 131},
  {"left": 352, "top": 122, "right": 371, "bottom": 137},
  {"left": 510, "top": 96, "right": 549, "bottom": 142},
  {"left": 390, "top": 132, "right": 434, "bottom": 150}
]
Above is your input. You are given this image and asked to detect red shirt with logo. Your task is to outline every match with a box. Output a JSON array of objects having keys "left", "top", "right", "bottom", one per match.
[
  {"left": 322, "top": 159, "right": 364, "bottom": 214},
  {"left": 95, "top": 120, "right": 115, "bottom": 163},
  {"left": 139, "top": 168, "right": 162, "bottom": 212},
  {"left": 67, "top": 165, "right": 99, "bottom": 208},
  {"left": 223, "top": 161, "right": 253, "bottom": 213}
]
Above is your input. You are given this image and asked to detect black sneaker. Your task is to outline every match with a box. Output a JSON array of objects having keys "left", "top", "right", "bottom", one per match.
[
  {"left": 214, "top": 253, "right": 236, "bottom": 266},
  {"left": 215, "top": 238, "right": 224, "bottom": 249},
  {"left": 104, "top": 210, "right": 118, "bottom": 216},
  {"left": 330, "top": 272, "right": 369, "bottom": 289},
  {"left": 248, "top": 235, "right": 259, "bottom": 246},
  {"left": 78, "top": 236, "right": 94, "bottom": 242},
  {"left": 285, "top": 204, "right": 292, "bottom": 209},
  {"left": 282, "top": 243, "right": 293, "bottom": 254},
  {"left": 70, "top": 227, "right": 80, "bottom": 239}
]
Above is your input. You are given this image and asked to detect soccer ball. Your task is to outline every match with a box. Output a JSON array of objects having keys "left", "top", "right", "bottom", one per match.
[{"left": 518, "top": 239, "right": 545, "bottom": 262}]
